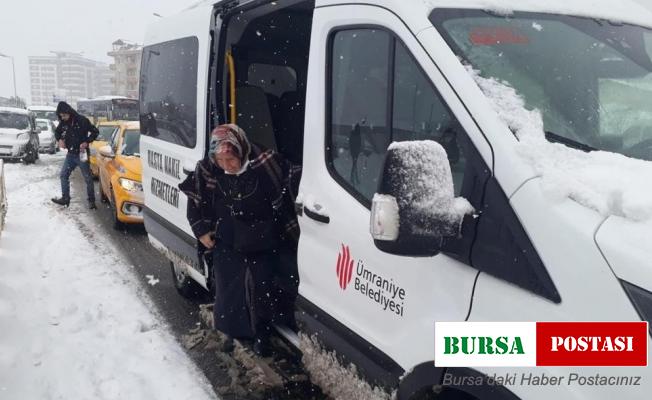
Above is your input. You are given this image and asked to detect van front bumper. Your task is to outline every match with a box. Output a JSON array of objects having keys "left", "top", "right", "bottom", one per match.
[{"left": 0, "top": 141, "right": 29, "bottom": 159}]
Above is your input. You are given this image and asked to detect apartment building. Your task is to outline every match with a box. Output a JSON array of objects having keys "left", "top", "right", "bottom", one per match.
[
  {"left": 107, "top": 40, "right": 142, "bottom": 99},
  {"left": 29, "top": 52, "right": 113, "bottom": 106}
]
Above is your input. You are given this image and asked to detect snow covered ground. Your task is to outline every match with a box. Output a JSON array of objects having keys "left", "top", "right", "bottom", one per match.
[{"left": 0, "top": 154, "right": 217, "bottom": 400}]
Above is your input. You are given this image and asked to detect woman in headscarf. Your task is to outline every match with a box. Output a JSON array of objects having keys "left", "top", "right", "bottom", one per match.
[{"left": 180, "top": 124, "right": 301, "bottom": 356}]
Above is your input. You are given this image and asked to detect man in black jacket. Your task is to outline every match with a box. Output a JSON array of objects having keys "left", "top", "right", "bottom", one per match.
[{"left": 51, "top": 101, "right": 99, "bottom": 209}]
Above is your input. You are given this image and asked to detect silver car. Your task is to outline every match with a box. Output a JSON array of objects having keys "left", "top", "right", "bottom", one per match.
[
  {"left": 0, "top": 107, "right": 40, "bottom": 164},
  {"left": 36, "top": 118, "right": 57, "bottom": 154}
]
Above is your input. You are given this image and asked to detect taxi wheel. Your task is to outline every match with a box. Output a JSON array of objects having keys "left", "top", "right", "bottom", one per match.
[
  {"left": 110, "top": 189, "right": 126, "bottom": 231},
  {"left": 170, "top": 261, "right": 200, "bottom": 298}
]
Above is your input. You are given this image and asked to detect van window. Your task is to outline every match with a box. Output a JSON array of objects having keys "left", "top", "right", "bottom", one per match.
[
  {"left": 0, "top": 112, "right": 30, "bottom": 130},
  {"left": 328, "top": 29, "right": 468, "bottom": 204},
  {"left": 329, "top": 29, "right": 391, "bottom": 202},
  {"left": 392, "top": 42, "right": 467, "bottom": 193},
  {"left": 140, "top": 37, "right": 198, "bottom": 148},
  {"left": 36, "top": 120, "right": 50, "bottom": 131}
]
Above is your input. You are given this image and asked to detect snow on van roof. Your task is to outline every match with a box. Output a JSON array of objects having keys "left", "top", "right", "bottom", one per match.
[
  {"left": 0, "top": 106, "right": 30, "bottom": 115},
  {"left": 423, "top": 0, "right": 652, "bottom": 28},
  {"left": 27, "top": 105, "right": 56, "bottom": 111},
  {"left": 80, "top": 96, "right": 130, "bottom": 101},
  {"left": 468, "top": 67, "right": 652, "bottom": 222}
]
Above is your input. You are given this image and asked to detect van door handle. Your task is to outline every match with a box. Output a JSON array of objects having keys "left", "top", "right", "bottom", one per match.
[{"left": 304, "top": 204, "right": 330, "bottom": 224}]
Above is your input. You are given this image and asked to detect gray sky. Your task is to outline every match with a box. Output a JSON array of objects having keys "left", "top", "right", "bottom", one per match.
[
  {"left": 1, "top": 0, "right": 652, "bottom": 103},
  {"left": 0, "top": 0, "right": 198, "bottom": 102}
]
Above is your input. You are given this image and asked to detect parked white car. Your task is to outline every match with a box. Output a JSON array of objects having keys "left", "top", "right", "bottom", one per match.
[
  {"left": 0, "top": 107, "right": 39, "bottom": 164},
  {"left": 35, "top": 118, "right": 57, "bottom": 154}
]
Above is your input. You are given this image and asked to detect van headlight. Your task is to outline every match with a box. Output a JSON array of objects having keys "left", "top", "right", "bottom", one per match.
[
  {"left": 119, "top": 178, "right": 143, "bottom": 192},
  {"left": 17, "top": 132, "right": 30, "bottom": 142},
  {"left": 621, "top": 280, "right": 652, "bottom": 334}
]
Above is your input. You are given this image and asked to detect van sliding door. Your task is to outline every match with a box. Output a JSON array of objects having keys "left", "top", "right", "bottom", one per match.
[{"left": 139, "top": 5, "right": 220, "bottom": 286}]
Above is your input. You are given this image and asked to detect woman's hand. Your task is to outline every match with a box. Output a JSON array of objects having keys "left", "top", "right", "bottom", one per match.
[{"left": 199, "top": 233, "right": 215, "bottom": 249}]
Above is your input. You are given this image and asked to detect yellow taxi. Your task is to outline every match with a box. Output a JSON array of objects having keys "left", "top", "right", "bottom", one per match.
[
  {"left": 96, "top": 121, "right": 143, "bottom": 229},
  {"left": 90, "top": 121, "right": 123, "bottom": 177}
]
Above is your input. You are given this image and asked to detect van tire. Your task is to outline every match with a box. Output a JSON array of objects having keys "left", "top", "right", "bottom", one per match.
[
  {"left": 23, "top": 145, "right": 37, "bottom": 164},
  {"left": 170, "top": 261, "right": 200, "bottom": 298},
  {"left": 408, "top": 387, "right": 478, "bottom": 400}
]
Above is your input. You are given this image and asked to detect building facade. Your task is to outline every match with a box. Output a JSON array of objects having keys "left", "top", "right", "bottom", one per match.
[
  {"left": 28, "top": 52, "right": 113, "bottom": 107},
  {"left": 107, "top": 40, "right": 142, "bottom": 99}
]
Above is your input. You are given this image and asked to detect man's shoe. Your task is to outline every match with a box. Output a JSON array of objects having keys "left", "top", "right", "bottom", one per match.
[
  {"left": 51, "top": 197, "right": 70, "bottom": 207},
  {"left": 88, "top": 200, "right": 97, "bottom": 210}
]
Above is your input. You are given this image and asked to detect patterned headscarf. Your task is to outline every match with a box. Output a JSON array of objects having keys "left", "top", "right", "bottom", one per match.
[{"left": 208, "top": 124, "right": 251, "bottom": 163}]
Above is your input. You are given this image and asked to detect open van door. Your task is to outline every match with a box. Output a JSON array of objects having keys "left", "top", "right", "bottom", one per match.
[{"left": 140, "top": 4, "right": 218, "bottom": 290}]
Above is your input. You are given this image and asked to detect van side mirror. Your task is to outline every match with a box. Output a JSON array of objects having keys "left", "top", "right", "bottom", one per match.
[
  {"left": 34, "top": 127, "right": 42, "bottom": 134},
  {"left": 370, "top": 140, "right": 473, "bottom": 256}
]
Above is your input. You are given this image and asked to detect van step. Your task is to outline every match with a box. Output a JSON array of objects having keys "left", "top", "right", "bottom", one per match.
[{"left": 273, "top": 323, "right": 301, "bottom": 349}]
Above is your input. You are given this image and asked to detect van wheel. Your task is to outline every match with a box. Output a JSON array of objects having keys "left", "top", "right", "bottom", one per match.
[
  {"left": 23, "top": 145, "right": 37, "bottom": 164},
  {"left": 170, "top": 261, "right": 200, "bottom": 298},
  {"left": 110, "top": 189, "right": 125, "bottom": 231},
  {"left": 411, "top": 387, "right": 479, "bottom": 400}
]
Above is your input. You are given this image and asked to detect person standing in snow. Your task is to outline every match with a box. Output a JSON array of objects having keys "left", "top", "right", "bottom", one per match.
[
  {"left": 179, "top": 124, "right": 301, "bottom": 357},
  {"left": 51, "top": 101, "right": 99, "bottom": 209}
]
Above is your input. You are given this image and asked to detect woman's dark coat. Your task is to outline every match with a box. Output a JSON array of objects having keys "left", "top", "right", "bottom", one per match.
[{"left": 179, "top": 145, "right": 301, "bottom": 338}]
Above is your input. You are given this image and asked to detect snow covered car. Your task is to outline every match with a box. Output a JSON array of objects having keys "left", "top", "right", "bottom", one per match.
[
  {"left": 35, "top": 118, "right": 57, "bottom": 154},
  {"left": 0, "top": 107, "right": 40, "bottom": 164},
  {"left": 96, "top": 121, "right": 143, "bottom": 229},
  {"left": 140, "top": 1, "right": 652, "bottom": 399}
]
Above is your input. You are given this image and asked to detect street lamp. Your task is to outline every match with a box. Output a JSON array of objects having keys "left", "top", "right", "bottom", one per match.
[{"left": 0, "top": 52, "right": 18, "bottom": 107}]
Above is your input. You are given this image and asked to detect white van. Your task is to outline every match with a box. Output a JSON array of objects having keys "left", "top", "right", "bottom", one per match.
[
  {"left": 27, "top": 105, "right": 58, "bottom": 127},
  {"left": 140, "top": 1, "right": 652, "bottom": 398}
]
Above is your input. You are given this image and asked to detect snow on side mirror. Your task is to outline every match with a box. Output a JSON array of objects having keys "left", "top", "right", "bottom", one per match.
[{"left": 371, "top": 140, "right": 473, "bottom": 256}]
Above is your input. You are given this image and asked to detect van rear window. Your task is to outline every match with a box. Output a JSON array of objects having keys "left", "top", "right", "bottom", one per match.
[{"left": 140, "top": 37, "right": 198, "bottom": 148}]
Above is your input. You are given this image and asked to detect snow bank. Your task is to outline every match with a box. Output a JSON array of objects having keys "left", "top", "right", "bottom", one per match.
[
  {"left": 469, "top": 68, "right": 652, "bottom": 221},
  {"left": 0, "top": 155, "right": 217, "bottom": 400}
]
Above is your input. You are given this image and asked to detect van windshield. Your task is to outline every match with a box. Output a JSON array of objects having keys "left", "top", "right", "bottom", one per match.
[
  {"left": 0, "top": 112, "right": 30, "bottom": 130},
  {"left": 432, "top": 9, "right": 652, "bottom": 161},
  {"left": 36, "top": 120, "right": 50, "bottom": 131},
  {"left": 33, "top": 111, "right": 57, "bottom": 121}
]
